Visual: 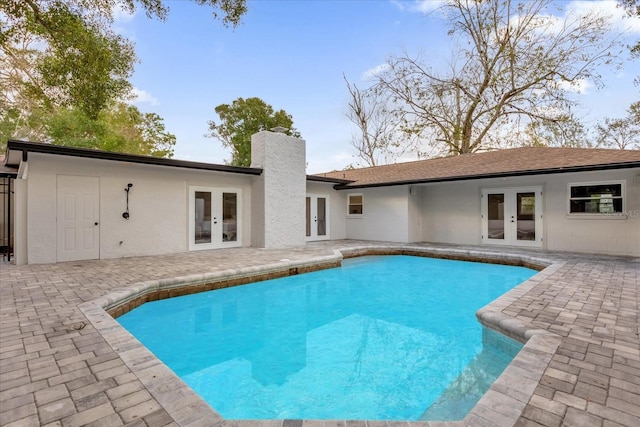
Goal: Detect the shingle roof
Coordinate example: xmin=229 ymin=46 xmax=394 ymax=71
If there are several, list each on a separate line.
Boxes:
xmin=314 ymin=147 xmax=640 ymax=189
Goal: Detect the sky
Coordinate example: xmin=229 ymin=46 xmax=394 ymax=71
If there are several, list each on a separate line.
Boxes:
xmin=115 ymin=0 xmax=640 ymax=174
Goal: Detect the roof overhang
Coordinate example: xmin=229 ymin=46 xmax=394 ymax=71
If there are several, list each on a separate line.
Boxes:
xmin=332 ymin=161 xmax=640 ymax=190
xmin=4 ymin=140 xmax=263 ymax=176
xmin=306 ymin=175 xmax=353 ymax=185
xmin=0 ymin=164 xmax=18 ymax=178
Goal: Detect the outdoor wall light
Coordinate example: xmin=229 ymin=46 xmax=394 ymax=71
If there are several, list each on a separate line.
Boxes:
xmin=122 ymin=183 xmax=133 ymax=219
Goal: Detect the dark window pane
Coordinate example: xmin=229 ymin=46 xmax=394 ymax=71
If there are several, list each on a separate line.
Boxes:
xmin=349 ymin=205 xmax=363 ymax=215
xmin=571 ymin=184 xmax=622 ymax=198
xmin=570 ymin=198 xmax=623 ymax=213
xmin=349 ymin=195 xmax=363 ymax=204
xmin=195 ymin=192 xmax=211 ymax=244
xmin=222 ymin=192 xmax=237 ymax=242
xmin=487 ymin=194 xmax=504 ymax=239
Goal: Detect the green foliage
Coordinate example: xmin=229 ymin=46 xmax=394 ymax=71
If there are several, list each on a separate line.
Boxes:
xmin=46 ymin=103 xmax=176 ymax=157
xmin=1 ymin=1 xmax=136 ymax=119
xmin=207 ymin=97 xmax=301 ymax=167
xmin=1 ymin=0 xmax=246 ymax=153
xmin=35 ymin=7 xmax=135 ymax=119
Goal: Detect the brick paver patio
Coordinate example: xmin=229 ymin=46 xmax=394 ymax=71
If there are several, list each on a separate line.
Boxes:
xmin=0 ymin=241 xmax=638 ymax=427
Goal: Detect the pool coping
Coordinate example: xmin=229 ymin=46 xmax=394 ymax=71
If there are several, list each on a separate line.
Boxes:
xmin=78 ymin=245 xmax=565 ymax=427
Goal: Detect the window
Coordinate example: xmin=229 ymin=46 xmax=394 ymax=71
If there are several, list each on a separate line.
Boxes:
xmin=568 ymin=181 xmax=624 ymax=215
xmin=348 ymin=194 xmax=363 ymax=215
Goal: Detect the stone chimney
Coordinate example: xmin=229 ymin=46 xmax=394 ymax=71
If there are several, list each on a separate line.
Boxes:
xmin=250 ymin=129 xmax=306 ymax=248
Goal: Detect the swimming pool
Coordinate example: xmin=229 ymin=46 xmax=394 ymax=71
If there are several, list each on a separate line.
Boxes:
xmin=117 ymin=255 xmax=535 ymax=420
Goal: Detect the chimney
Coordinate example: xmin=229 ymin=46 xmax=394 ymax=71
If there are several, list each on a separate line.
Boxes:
xmin=250 ymin=130 xmax=306 ymax=248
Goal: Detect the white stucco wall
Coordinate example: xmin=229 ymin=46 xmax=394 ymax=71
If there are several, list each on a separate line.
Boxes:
xmin=407 ymin=186 xmax=423 ymax=242
xmin=345 ymin=186 xmax=411 ymax=243
xmin=543 ymin=169 xmax=639 ymax=256
xmin=420 ymin=168 xmax=640 ymax=256
xmin=24 ymin=153 xmax=253 ymax=264
xmin=420 ymin=181 xmax=484 ymax=246
xmin=251 ymin=131 xmax=306 ymax=248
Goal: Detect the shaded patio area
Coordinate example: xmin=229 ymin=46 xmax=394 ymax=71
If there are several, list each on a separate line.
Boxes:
xmin=1 ymin=241 xmax=638 ymax=427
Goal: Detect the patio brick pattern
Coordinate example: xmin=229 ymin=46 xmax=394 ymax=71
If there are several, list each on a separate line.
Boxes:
xmin=0 ymin=241 xmax=638 ymax=427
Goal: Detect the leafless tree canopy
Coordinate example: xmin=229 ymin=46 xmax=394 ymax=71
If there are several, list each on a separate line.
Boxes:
xmin=364 ymin=0 xmax=622 ymax=157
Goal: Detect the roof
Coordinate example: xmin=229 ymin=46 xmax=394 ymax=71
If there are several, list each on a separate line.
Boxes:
xmin=314 ymin=147 xmax=640 ymax=189
xmin=4 ymin=140 xmax=264 ymax=176
xmin=3 ymin=140 xmax=355 ymax=184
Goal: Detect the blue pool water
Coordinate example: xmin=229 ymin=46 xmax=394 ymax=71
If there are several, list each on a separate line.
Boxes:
xmin=118 ymin=255 xmax=535 ymax=420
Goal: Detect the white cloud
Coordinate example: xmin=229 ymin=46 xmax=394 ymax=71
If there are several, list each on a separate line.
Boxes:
xmin=130 ymin=87 xmax=159 ymax=105
xmin=558 ymin=78 xmax=593 ymax=94
xmin=412 ymin=0 xmax=446 ymax=14
xmin=507 ymin=1 xmax=640 ymax=41
xmin=113 ymin=4 xmax=136 ymax=24
xmin=362 ymin=63 xmax=391 ymax=80
xmin=390 ymin=0 xmax=407 ymax=12
xmin=568 ymin=1 xmax=640 ymax=34
xmin=391 ymin=0 xmax=445 ymax=15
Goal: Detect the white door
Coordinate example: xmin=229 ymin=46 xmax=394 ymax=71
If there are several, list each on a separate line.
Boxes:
xmin=189 ymin=187 xmax=242 ymax=250
xmin=482 ymin=187 xmax=542 ymax=247
xmin=306 ymin=194 xmax=329 ymax=241
xmin=57 ymin=175 xmax=100 ymax=262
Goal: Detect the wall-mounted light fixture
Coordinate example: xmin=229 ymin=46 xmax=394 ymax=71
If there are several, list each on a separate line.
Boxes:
xmin=122 ymin=183 xmax=133 ymax=219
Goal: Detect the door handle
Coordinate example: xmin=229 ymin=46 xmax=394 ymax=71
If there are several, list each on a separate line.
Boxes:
xmin=94 ymin=222 xmax=99 ymax=226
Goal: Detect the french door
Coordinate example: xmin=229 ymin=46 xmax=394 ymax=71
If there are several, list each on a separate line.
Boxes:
xmin=189 ymin=187 xmax=241 ymax=250
xmin=306 ymin=194 xmax=329 ymax=241
xmin=481 ymin=187 xmax=542 ymax=247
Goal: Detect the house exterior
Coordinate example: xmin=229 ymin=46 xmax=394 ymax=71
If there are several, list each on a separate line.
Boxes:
xmin=2 ymin=130 xmax=639 ymax=264
xmin=320 ymin=147 xmax=640 ymax=256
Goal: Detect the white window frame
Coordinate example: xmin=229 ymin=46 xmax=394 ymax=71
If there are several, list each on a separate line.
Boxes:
xmin=347 ymin=193 xmax=364 ymax=217
xmin=567 ymin=180 xmax=626 ymax=219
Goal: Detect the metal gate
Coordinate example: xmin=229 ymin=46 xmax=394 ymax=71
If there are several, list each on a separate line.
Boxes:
xmin=0 ymin=176 xmax=13 ymax=262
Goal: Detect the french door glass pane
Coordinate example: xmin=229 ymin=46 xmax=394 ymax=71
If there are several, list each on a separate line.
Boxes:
xmin=317 ymin=198 xmax=326 ymax=236
xmin=195 ymin=191 xmax=211 ymax=244
xmin=222 ymin=192 xmax=237 ymax=242
xmin=487 ymin=194 xmax=504 ymax=240
xmin=517 ymin=192 xmax=535 ymax=241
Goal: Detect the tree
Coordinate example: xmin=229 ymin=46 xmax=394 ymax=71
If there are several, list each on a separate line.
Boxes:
xmin=46 ymin=102 xmax=177 ymax=157
xmin=620 ymin=0 xmax=639 ymax=56
xmin=522 ymin=114 xmax=591 ymax=148
xmin=596 ymin=102 xmax=640 ymax=149
xmin=345 ymin=76 xmax=415 ymax=167
xmin=368 ymin=0 xmax=622 ymax=156
xmin=207 ymin=97 xmax=301 ymax=167
xmin=1 ymin=0 xmax=247 ymax=151
xmin=620 ymin=0 xmax=640 ymax=87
